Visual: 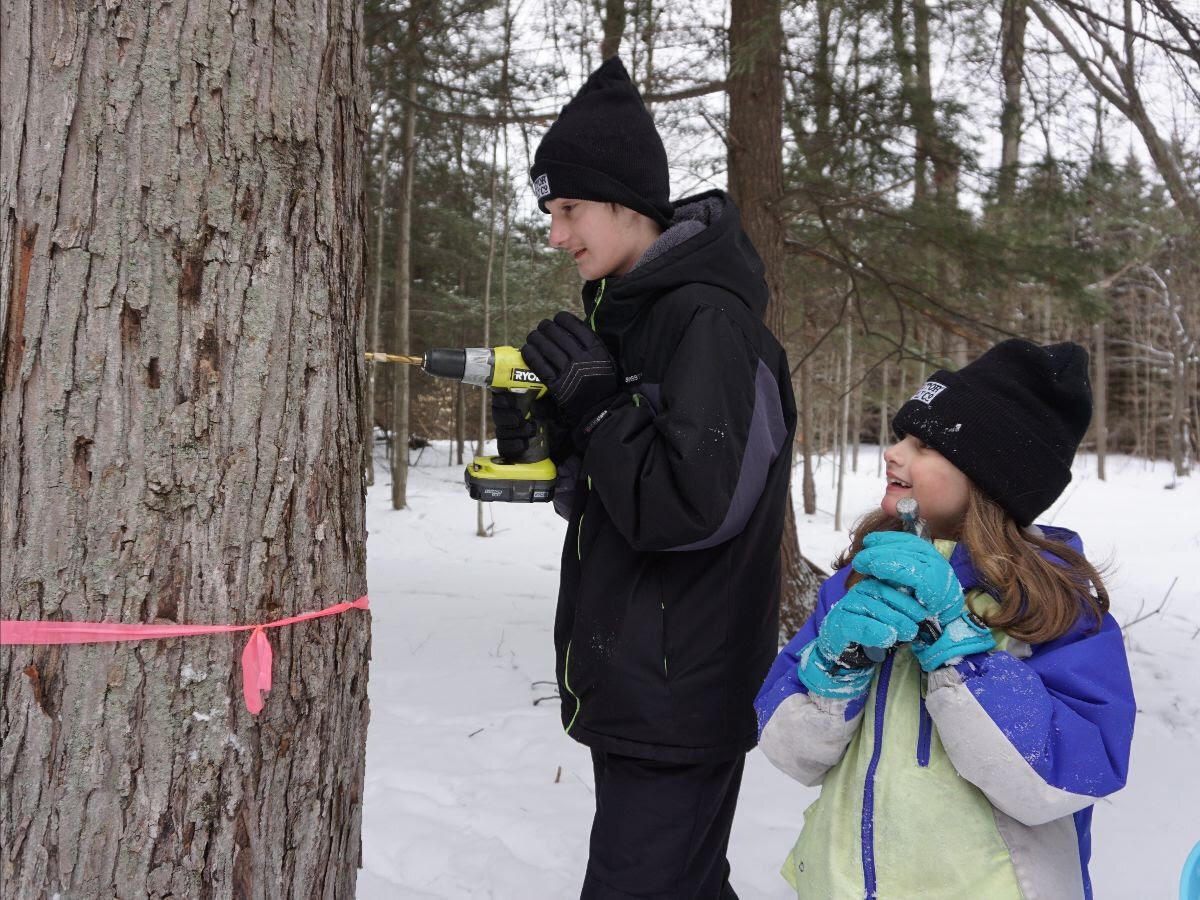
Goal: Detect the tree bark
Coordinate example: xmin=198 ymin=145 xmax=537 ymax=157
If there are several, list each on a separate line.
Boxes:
xmin=476 ymin=128 xmax=502 ymax=539
xmin=834 ymin=326 xmax=852 ymax=532
xmin=1 ymin=3 xmax=370 ymax=897
xmin=390 ymin=76 xmax=417 ymax=510
xmin=1093 ymin=321 xmax=1108 ymax=480
xmin=728 ymin=0 xmax=820 ymax=628
xmin=365 ymin=125 xmax=389 ymax=487
xmin=800 ymin=355 xmax=817 ymax=515
xmin=997 ymin=0 xmax=1028 ymax=204
xmin=600 ymin=0 xmax=627 ymax=61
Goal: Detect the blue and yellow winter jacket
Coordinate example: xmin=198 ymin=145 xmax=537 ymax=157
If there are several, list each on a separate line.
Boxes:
xmin=754 ymin=528 xmax=1135 ymax=899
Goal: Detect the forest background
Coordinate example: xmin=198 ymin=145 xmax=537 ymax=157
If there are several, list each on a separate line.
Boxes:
xmin=365 ymin=0 xmax=1199 ymax=629
xmin=1 ymin=0 xmax=1197 ymax=896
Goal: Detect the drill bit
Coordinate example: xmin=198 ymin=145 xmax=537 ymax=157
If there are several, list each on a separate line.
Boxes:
xmin=364 ymin=352 xmax=424 ymax=365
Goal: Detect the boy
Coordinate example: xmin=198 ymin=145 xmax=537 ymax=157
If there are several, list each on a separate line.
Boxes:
xmin=496 ymin=57 xmax=797 ymax=899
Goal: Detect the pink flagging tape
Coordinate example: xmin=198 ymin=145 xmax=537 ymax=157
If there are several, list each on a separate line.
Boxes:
xmin=0 ymin=596 xmax=369 ymax=714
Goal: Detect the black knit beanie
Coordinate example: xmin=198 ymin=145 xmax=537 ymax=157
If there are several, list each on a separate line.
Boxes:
xmin=529 ymin=57 xmax=672 ymax=228
xmin=891 ymin=339 xmax=1093 ymax=526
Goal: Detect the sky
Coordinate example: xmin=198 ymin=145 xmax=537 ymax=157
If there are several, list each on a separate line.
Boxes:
xmin=487 ymin=1 xmax=1194 ymax=222
xmin=355 ymin=441 xmax=1200 ymax=899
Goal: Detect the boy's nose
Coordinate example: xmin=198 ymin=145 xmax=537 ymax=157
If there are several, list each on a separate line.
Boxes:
xmin=548 ymin=218 xmax=569 ymax=248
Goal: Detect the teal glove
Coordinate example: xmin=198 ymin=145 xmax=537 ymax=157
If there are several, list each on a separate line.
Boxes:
xmin=798 ymin=579 xmax=927 ymax=697
xmin=851 ymin=532 xmax=996 ymax=671
xmin=909 ymin=612 xmax=996 ymax=672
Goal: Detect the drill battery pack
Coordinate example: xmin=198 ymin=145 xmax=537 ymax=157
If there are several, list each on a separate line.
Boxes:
xmin=465 ymin=456 xmax=556 ymax=503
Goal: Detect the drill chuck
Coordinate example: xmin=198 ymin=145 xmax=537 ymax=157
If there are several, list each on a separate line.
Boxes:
xmin=422 ymin=347 xmax=497 ymax=387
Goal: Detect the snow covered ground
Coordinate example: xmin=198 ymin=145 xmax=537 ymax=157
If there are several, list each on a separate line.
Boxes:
xmin=356 ymin=442 xmax=1200 ymax=899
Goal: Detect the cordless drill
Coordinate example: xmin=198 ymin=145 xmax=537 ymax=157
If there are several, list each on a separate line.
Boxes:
xmin=388 ymin=346 xmax=556 ymax=502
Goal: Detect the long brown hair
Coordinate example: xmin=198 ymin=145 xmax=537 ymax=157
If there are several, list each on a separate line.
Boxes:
xmin=835 ymin=484 xmax=1108 ymax=644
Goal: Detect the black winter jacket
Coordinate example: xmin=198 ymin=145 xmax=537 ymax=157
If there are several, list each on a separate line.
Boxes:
xmin=552 ymin=191 xmax=797 ymax=763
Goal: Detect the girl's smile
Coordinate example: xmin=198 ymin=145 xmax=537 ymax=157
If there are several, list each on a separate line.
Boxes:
xmin=881 ymin=435 xmax=971 ymax=539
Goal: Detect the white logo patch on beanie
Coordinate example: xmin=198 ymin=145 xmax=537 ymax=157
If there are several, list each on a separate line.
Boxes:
xmin=533 ymin=173 xmax=551 ymax=198
xmin=911 ymin=380 xmax=947 ymax=405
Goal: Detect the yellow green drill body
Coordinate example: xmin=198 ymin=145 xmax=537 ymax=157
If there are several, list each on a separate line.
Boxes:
xmin=410 ymin=346 xmax=556 ymax=502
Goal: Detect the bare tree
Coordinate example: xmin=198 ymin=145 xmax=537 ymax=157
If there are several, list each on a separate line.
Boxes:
xmin=1 ymin=2 xmax=370 ymax=896
xmin=1029 ymin=0 xmax=1200 ymax=228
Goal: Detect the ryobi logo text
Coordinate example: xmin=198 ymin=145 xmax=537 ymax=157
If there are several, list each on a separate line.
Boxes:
xmin=511 ymin=368 xmax=542 ymax=384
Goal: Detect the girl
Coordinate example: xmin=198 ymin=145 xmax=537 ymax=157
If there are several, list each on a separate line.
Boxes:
xmin=755 ymin=339 xmax=1136 ymax=899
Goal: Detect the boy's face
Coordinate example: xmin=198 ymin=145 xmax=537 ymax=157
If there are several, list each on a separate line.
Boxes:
xmin=546 ymin=198 xmax=654 ymax=281
xmin=881 ymin=435 xmax=971 ymax=539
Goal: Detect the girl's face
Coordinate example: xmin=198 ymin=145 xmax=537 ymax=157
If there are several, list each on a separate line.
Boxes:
xmin=882 ymin=435 xmax=971 ymax=539
xmin=546 ymin=198 xmax=656 ymax=281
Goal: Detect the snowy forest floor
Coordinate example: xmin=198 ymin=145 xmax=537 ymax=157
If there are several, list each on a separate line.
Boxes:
xmin=356 ymin=442 xmax=1199 ymax=899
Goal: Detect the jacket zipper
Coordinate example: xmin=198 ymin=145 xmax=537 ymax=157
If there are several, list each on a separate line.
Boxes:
xmin=917 ymin=679 xmax=933 ymax=767
xmin=861 ymin=654 xmax=893 ymax=899
xmin=588 ymin=278 xmax=607 ymax=330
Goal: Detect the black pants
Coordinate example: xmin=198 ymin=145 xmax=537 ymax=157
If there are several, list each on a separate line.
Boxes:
xmin=580 ymin=749 xmax=744 ymax=900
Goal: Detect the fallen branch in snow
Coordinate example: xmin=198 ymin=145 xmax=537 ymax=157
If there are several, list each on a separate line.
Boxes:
xmin=1122 ymin=577 xmax=1178 ymax=632
xmin=531 ymin=679 xmax=559 ymax=706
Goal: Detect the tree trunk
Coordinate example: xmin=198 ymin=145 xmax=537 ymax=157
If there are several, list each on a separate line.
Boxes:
xmin=890 ymin=0 xmax=926 ymax=200
xmin=1 ymin=3 xmax=370 ymax=897
xmin=476 ymin=128 xmax=502 ymax=539
xmin=365 ymin=125 xmax=390 ymax=487
xmin=390 ymin=76 xmax=417 ymax=510
xmin=728 ymin=0 xmax=820 ymax=627
xmin=800 ymin=355 xmax=817 ymax=515
xmin=997 ymin=0 xmax=1028 ymax=204
xmin=600 ymin=0 xmax=627 ymax=61
xmin=851 ymin=342 xmax=863 ymax=473
xmin=877 ymin=359 xmax=890 ymax=476
xmin=834 ymin=327 xmax=852 ymax=532
xmin=1094 ymin=321 xmax=1107 ymax=481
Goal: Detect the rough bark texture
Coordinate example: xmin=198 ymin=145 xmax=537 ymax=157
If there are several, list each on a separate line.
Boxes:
xmin=1 ymin=2 xmax=371 ymax=897
xmin=728 ymin=0 xmax=820 ymax=630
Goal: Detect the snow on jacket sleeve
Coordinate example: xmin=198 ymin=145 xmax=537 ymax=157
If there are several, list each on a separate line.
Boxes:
xmin=583 ymin=304 xmax=789 ymax=552
xmin=754 ymin=568 xmax=869 ymax=785
xmin=925 ymin=612 xmax=1135 ymax=827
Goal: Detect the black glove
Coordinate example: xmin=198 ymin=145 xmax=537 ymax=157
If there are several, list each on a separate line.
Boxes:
xmin=521 ymin=312 xmax=620 ymax=441
xmin=531 ymin=394 xmax=577 ymax=464
xmin=491 ymin=392 xmax=538 ymax=460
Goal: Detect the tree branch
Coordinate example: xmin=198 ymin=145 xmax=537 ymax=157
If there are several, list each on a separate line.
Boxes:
xmin=1051 ymin=0 xmax=1196 ymax=55
xmin=1029 ymin=1 xmax=1133 ymax=116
